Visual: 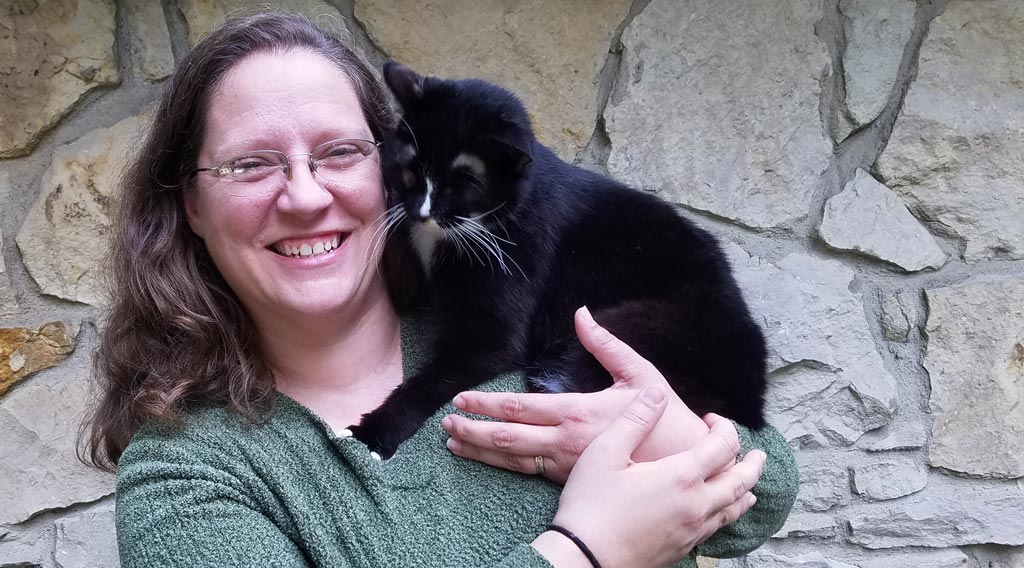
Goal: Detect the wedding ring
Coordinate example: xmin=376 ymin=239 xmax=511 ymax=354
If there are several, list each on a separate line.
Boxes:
xmin=534 ymin=455 xmax=547 ymax=475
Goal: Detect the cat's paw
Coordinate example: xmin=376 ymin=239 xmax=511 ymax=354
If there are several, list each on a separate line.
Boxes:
xmin=349 ymin=415 xmax=400 ymax=460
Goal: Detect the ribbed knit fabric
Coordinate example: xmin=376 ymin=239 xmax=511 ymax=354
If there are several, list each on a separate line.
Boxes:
xmin=116 ymin=315 xmax=797 ymax=567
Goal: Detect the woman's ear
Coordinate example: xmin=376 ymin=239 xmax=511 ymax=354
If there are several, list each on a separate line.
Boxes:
xmin=182 ymin=186 xmax=206 ymax=239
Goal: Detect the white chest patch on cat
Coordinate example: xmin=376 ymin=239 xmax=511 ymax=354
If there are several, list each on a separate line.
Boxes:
xmin=411 ymin=218 xmax=442 ymax=272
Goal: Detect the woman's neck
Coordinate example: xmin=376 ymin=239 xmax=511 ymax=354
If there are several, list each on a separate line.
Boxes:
xmin=255 ymin=288 xmax=404 ymax=430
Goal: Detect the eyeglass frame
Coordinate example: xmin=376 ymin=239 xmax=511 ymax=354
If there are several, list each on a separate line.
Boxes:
xmin=189 ymin=137 xmax=382 ymax=183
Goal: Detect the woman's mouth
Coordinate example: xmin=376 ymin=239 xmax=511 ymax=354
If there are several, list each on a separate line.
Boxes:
xmin=270 ymin=233 xmax=346 ymax=258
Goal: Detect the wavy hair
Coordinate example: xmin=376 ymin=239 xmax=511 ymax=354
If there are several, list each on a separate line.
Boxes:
xmin=81 ymin=12 xmax=414 ymax=471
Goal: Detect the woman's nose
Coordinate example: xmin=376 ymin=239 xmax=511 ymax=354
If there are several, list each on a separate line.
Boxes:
xmin=275 ymin=156 xmax=333 ymax=217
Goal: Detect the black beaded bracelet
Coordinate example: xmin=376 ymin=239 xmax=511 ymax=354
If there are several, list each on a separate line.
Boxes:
xmin=546 ymin=524 xmax=603 ymax=568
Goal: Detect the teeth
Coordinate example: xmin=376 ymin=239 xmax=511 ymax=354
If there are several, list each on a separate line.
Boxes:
xmin=274 ymin=236 xmax=344 ymax=258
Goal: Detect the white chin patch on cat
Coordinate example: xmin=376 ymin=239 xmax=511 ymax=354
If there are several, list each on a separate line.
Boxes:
xmin=452 ymin=153 xmax=487 ymax=177
xmin=411 ymin=220 xmax=441 ymax=272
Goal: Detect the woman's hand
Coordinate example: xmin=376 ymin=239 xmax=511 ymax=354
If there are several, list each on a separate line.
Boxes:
xmin=442 ymin=306 xmax=711 ymax=483
xmin=531 ymin=387 xmax=766 ymax=568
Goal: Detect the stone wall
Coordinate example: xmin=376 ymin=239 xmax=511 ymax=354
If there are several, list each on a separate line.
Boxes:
xmin=1 ymin=0 xmax=1022 ymax=567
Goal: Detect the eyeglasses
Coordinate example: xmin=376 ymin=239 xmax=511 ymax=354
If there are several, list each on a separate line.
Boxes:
xmin=191 ymin=138 xmax=381 ymax=187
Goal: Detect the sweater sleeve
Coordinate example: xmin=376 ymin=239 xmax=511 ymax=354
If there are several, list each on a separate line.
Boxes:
xmin=116 ymin=429 xmax=319 ymax=568
xmin=693 ymin=424 xmax=798 ymax=559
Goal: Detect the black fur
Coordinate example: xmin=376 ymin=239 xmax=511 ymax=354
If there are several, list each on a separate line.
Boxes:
xmin=350 ymin=62 xmax=767 ymax=458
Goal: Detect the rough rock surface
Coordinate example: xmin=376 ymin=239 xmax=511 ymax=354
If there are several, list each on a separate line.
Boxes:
xmin=876 ymin=0 xmax=1024 ymax=262
xmin=841 ymin=0 xmax=916 ymax=125
xmin=878 ymin=289 xmax=919 ymax=342
xmin=0 ymin=351 xmax=114 ymax=526
xmin=53 ymin=506 xmax=119 ymax=568
xmin=848 ymin=487 xmax=1024 ymax=548
xmin=0 ymin=232 xmax=17 ymax=317
xmin=726 ymin=244 xmax=897 ymax=447
xmin=0 ymin=0 xmax=119 ymax=158
xmin=16 ymin=114 xmax=150 ymax=306
xmin=795 ymin=461 xmax=848 ymax=512
xmin=123 ymin=0 xmax=175 ymax=81
xmin=772 ymin=512 xmax=841 ymax=539
xmin=181 ymin=0 xmax=345 ymax=46
xmin=0 ymin=322 xmax=74 ymax=397
xmin=819 ymin=169 xmax=947 ymax=272
xmin=850 ymin=459 xmax=928 ymax=500
xmin=356 ymin=0 xmax=631 ymax=160
xmin=856 ymin=549 xmax=971 ymax=568
xmin=740 ymin=551 xmax=859 ymax=568
xmin=925 ymin=280 xmax=1024 ymax=479
xmin=860 ymin=419 xmax=927 ymax=452
xmin=605 ymin=0 xmax=831 ymax=229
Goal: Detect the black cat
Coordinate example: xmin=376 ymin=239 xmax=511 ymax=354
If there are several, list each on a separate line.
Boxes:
xmin=350 ymin=62 xmax=767 ymax=458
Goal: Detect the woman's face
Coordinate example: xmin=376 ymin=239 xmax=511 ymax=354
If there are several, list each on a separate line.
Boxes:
xmin=185 ymin=50 xmax=388 ymax=328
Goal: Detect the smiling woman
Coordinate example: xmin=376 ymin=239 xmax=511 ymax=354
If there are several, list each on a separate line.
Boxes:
xmin=82 ymin=11 xmax=795 ymax=568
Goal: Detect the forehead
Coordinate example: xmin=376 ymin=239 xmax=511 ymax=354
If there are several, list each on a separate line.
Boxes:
xmin=203 ymin=50 xmax=370 ymax=153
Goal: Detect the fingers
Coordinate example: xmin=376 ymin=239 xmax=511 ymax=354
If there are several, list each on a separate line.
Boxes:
xmin=585 ymin=387 xmax=667 ymax=467
xmin=701 ymin=449 xmax=766 ymax=518
xmin=660 ymin=413 xmax=741 ymax=485
xmin=574 ymin=306 xmax=663 ymax=388
xmin=442 ymin=414 xmax=562 ymax=457
xmin=453 ymin=391 xmax=569 ymax=426
xmin=445 ymin=437 xmax=569 ymax=483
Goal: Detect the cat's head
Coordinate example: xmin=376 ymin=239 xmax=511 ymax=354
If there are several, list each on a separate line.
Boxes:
xmin=379 ymin=62 xmax=535 ymax=231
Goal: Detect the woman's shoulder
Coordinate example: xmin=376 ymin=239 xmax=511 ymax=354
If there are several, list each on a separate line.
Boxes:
xmin=117 ymin=395 xmax=317 ymax=474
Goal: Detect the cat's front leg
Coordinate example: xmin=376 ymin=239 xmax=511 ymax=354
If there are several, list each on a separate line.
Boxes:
xmin=349 ymin=369 xmax=463 ymax=459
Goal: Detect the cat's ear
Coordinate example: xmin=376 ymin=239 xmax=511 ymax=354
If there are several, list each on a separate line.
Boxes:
xmin=485 ymin=134 xmax=533 ymax=175
xmin=383 ymin=62 xmax=426 ymax=106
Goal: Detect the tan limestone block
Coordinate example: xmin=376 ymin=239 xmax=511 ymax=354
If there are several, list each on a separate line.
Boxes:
xmin=16 ymin=113 xmax=150 ymax=306
xmin=0 ymin=322 xmax=74 ymax=397
xmin=356 ymin=0 xmax=632 ymax=160
xmin=181 ymin=0 xmax=346 ymax=46
xmin=0 ymin=0 xmax=119 ymax=158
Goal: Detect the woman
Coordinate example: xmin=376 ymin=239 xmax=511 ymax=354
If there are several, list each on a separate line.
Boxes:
xmin=85 ymin=12 xmax=796 ymax=567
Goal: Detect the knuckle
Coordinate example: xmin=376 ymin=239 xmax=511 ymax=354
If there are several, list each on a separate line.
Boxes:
xmin=491 ymin=428 xmax=515 ymax=449
xmin=504 ymin=453 xmax=527 ymax=473
xmin=556 ymin=435 xmax=587 ymax=458
xmin=621 ymin=408 xmax=651 ymax=430
xmin=500 ymin=397 xmax=526 ymax=419
xmin=732 ymin=478 xmax=747 ymax=501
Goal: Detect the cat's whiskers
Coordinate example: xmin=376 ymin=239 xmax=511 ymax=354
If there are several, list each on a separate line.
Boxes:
xmin=454 ymin=217 xmax=527 ymax=278
xmin=400 ymin=116 xmax=419 ymax=153
xmin=366 ymin=204 xmax=407 ymax=277
xmin=443 ymin=224 xmax=488 ymax=268
xmin=457 ymin=222 xmax=507 ymax=274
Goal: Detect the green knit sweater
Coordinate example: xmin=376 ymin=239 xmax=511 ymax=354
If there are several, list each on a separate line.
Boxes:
xmin=116 ymin=317 xmax=798 ymax=567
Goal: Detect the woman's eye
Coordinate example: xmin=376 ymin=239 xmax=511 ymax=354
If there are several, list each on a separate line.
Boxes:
xmin=326 ymin=145 xmax=358 ymax=156
xmin=225 ymin=156 xmax=275 ymax=173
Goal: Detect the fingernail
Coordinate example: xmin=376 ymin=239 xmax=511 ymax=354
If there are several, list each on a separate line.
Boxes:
xmin=641 ymin=386 xmax=665 ymax=405
xmin=441 ymin=416 xmax=453 ymax=431
xmin=580 ymin=306 xmax=596 ymax=324
xmin=453 ymin=394 xmax=466 ymax=409
xmin=747 ymin=494 xmax=757 ymax=507
xmin=446 ymin=438 xmax=462 ymax=453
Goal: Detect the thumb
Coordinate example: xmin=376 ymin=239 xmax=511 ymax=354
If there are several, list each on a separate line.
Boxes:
xmin=574 ymin=306 xmax=661 ymax=388
xmin=585 ymin=386 xmax=668 ymax=467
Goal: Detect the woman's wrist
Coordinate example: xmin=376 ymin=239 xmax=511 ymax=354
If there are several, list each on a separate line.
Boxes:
xmin=531 ymin=530 xmax=593 ymax=568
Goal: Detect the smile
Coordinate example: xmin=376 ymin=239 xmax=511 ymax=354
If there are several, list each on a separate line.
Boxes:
xmin=271 ymin=233 xmax=346 ymax=258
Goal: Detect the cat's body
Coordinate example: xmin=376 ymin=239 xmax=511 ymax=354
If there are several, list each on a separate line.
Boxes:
xmin=350 ymin=63 xmax=767 ymax=458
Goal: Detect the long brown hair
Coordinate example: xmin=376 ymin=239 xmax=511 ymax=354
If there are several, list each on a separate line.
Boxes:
xmin=81 ymin=12 xmax=408 ymax=471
